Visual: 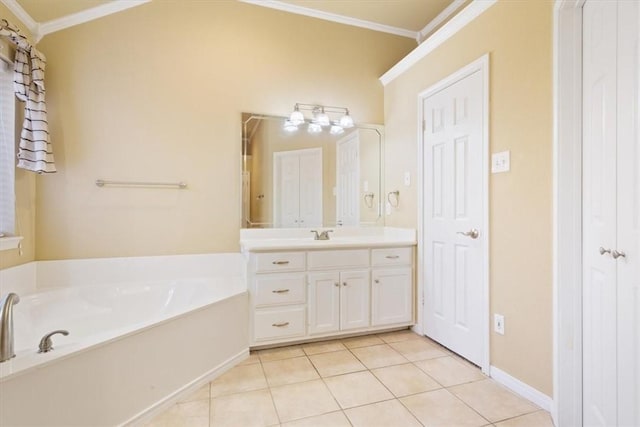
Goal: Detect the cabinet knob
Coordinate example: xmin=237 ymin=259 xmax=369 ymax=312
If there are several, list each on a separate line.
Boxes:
xmin=374 ymin=279 xmax=380 ymax=284
xmin=343 ymin=282 xmax=347 ymax=287
xmin=334 ymin=282 xmax=340 ymax=287
xmin=612 ymin=250 xmax=626 ymax=259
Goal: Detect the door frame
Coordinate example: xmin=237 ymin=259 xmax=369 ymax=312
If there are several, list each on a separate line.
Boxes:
xmin=553 ymin=1 xmax=585 ymax=426
xmin=416 ymin=54 xmax=490 ymax=375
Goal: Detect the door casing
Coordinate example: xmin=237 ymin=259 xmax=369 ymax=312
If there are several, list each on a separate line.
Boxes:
xmin=416 ymin=54 xmax=490 ymax=375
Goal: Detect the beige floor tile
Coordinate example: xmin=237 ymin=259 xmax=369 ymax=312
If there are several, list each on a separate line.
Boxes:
xmin=178 ymin=384 xmax=210 ymax=403
xmin=377 ymin=329 xmax=422 ymax=343
xmin=210 ymin=363 xmax=268 ymax=398
xmin=281 ymin=411 xmax=351 ymax=427
xmin=345 ymin=399 xmax=422 ymax=427
xmin=302 ymin=340 xmax=347 ymax=355
xmin=323 ymin=370 xmax=394 ymax=409
xmin=350 ymin=343 xmax=408 ymax=369
xmin=389 ymin=338 xmax=449 ymax=362
xmin=401 ymin=388 xmax=489 ymax=427
xmin=371 ymin=363 xmax=441 ymax=397
xmin=210 ymin=388 xmax=279 ymax=427
xmin=309 ymin=349 xmax=366 ymax=377
xmin=449 ymin=379 xmax=539 ymax=423
xmin=414 ymin=356 xmax=485 ymax=386
xmin=263 ymin=356 xmax=319 ymax=386
xmin=495 ymin=410 xmax=554 ymax=427
xmin=146 ymin=399 xmax=209 ymax=427
xmin=341 ymin=334 xmax=385 ymax=348
xmin=259 ymin=345 xmax=306 ymax=362
xmin=270 ymin=379 xmax=340 ymax=422
xmin=238 ymin=351 xmax=261 ymax=366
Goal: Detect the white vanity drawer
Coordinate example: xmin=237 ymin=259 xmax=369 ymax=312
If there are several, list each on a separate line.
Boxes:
xmin=254 ymin=252 xmax=306 ymax=273
xmin=307 ymin=249 xmax=369 ymax=270
xmin=254 ymin=306 xmax=306 ymax=341
xmin=371 ymin=247 xmax=412 ymax=266
xmin=254 ymin=274 xmax=306 ymax=307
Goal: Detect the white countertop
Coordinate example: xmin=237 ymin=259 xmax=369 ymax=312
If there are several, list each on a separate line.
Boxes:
xmin=240 ymin=227 xmax=416 ymax=252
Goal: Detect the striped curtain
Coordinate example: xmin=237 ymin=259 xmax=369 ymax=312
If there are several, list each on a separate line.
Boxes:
xmin=0 ymin=25 xmax=55 ymax=173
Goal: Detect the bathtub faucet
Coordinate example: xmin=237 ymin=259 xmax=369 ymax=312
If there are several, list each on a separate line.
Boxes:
xmin=0 ymin=292 xmax=20 ymax=363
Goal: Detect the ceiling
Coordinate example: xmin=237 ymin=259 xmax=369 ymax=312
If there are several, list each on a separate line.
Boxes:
xmin=11 ymin=0 xmax=463 ymax=41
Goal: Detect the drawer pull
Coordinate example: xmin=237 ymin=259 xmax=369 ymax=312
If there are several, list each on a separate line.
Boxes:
xmin=272 ymin=260 xmax=290 ymax=265
xmin=385 ymin=255 xmax=400 ymax=259
xmin=272 ymin=322 xmax=290 ymax=327
xmin=272 ymin=289 xmax=290 ymax=294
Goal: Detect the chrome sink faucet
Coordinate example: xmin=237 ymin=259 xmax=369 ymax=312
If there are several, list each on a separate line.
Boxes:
xmin=311 ymin=230 xmax=334 ymax=240
xmin=0 ymin=293 xmax=20 ymax=363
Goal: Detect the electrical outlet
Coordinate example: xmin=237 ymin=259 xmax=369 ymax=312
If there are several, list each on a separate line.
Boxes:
xmin=494 ymin=314 xmax=505 ymax=335
xmin=491 ymin=151 xmax=510 ymax=173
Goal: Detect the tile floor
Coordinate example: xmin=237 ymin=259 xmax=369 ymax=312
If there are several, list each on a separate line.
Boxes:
xmin=146 ymin=330 xmax=554 ymax=427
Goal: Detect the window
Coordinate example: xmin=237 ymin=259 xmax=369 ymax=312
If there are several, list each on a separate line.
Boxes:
xmin=0 ymin=47 xmax=17 ymax=248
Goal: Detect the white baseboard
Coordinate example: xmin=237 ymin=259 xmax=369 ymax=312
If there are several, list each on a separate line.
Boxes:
xmin=490 ymin=365 xmax=553 ymax=412
xmin=123 ymin=348 xmax=250 ymax=426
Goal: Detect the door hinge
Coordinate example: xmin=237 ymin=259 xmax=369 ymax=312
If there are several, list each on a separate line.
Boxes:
xmin=422 ymin=119 xmax=426 ymax=132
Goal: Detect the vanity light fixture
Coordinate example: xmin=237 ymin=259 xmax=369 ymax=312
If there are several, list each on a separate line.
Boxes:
xmin=285 ymin=103 xmax=354 ymax=134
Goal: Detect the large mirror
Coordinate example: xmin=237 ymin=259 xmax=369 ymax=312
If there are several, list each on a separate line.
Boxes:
xmin=242 ymin=113 xmax=383 ymax=228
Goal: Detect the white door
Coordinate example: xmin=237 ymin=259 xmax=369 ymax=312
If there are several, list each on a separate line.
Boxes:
xmin=422 ymin=67 xmax=486 ymax=366
xmin=583 ymin=2 xmax=639 ymax=426
xmin=339 ymin=270 xmax=370 ymax=331
xmin=336 ymin=134 xmax=360 ymax=227
xmin=615 ymin=3 xmax=639 ymax=425
xmin=371 ymin=268 xmax=413 ymax=326
xmin=582 ymin=2 xmax=618 ymax=424
xmin=308 ymin=272 xmax=340 ymax=335
xmin=274 ymin=148 xmax=322 ymax=227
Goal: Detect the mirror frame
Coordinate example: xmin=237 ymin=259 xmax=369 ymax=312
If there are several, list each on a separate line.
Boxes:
xmin=241 ymin=113 xmax=384 ymax=228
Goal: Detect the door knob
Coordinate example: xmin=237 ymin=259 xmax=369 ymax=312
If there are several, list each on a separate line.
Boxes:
xmin=612 ymin=250 xmax=626 ymax=259
xmin=599 ymin=247 xmax=612 ymax=256
xmin=457 ymin=229 xmax=479 ymax=239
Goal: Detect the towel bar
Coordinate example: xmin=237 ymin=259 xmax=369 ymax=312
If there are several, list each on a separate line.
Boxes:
xmin=95 ymin=179 xmax=187 ymax=189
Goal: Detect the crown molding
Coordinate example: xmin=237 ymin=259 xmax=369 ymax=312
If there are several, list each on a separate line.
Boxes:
xmin=0 ymin=0 xmax=40 ymax=39
xmin=380 ymin=0 xmax=497 ymax=86
xmin=239 ymin=0 xmax=418 ymax=39
xmin=418 ymin=0 xmax=467 ymax=42
xmin=38 ymin=0 xmax=151 ymax=39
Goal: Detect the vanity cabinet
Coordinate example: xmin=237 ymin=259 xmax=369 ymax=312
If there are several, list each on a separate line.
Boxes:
xmin=308 ymin=270 xmax=370 ymax=334
xmin=246 ymin=245 xmax=414 ymax=346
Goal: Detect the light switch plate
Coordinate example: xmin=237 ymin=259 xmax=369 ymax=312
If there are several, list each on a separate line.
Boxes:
xmin=491 ymin=151 xmax=510 ymax=173
xmin=494 ymin=313 xmax=505 ymax=335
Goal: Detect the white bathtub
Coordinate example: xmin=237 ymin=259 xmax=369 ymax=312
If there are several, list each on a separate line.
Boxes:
xmin=0 ymin=253 xmax=249 ymax=426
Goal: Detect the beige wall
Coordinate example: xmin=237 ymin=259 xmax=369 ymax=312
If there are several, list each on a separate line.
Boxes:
xmin=32 ymin=1 xmax=414 ymax=260
xmin=0 ymin=4 xmax=37 ymax=269
xmin=384 ymin=0 xmax=553 ymax=395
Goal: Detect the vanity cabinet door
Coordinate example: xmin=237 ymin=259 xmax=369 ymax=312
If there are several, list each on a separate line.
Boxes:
xmin=340 ymin=270 xmax=371 ymax=331
xmin=371 ymin=268 xmax=413 ymax=326
xmin=308 ymin=272 xmax=340 ymax=335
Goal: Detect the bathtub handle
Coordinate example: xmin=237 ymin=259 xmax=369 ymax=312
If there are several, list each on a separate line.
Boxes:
xmin=272 ymin=289 xmax=290 ymax=293
xmin=272 ymin=322 xmax=290 ymax=328
xmin=272 ymin=261 xmax=290 ymax=265
xmin=38 ymin=330 xmax=69 ymax=353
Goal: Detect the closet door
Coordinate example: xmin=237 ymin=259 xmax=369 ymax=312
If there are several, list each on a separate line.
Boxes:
xmin=615 ymin=2 xmax=639 ymax=425
xmin=583 ymin=2 xmax=640 ymax=426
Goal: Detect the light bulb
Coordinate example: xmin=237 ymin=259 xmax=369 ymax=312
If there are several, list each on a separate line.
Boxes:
xmin=289 ymin=105 xmax=305 ymax=126
xmin=316 ymin=108 xmax=331 ymax=127
xmin=339 ymin=110 xmax=354 ymax=128
xmin=330 ymin=125 xmax=344 ymax=135
xmin=308 ymin=122 xmax=322 ymax=134
xmin=284 ymin=120 xmax=298 ymax=132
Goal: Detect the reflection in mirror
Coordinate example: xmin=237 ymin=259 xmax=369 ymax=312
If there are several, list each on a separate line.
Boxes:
xmin=242 ymin=113 xmax=383 ymax=228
